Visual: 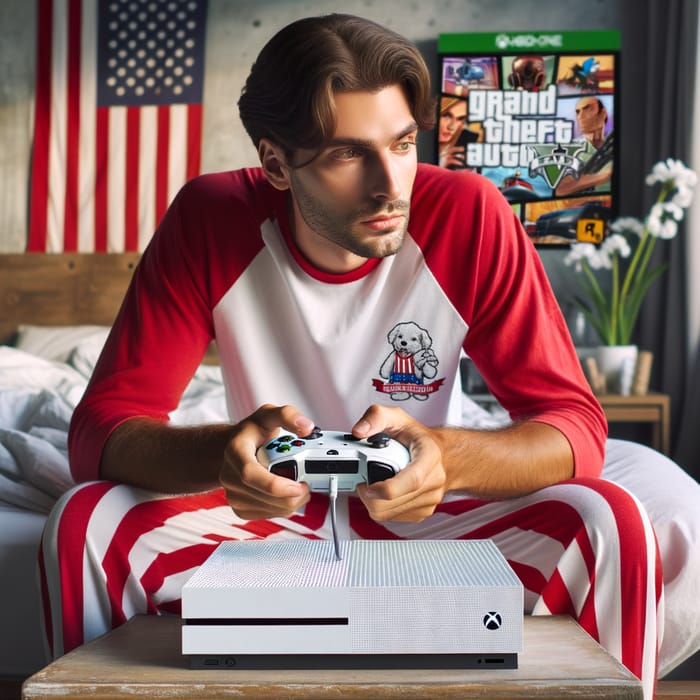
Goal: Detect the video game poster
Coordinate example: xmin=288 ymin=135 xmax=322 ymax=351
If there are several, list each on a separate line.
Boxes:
xmin=436 ymin=30 xmax=620 ymax=246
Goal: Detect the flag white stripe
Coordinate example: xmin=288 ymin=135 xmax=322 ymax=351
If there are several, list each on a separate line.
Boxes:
xmin=107 ymin=107 xmax=127 ymax=252
xmin=47 ymin=0 xmax=68 ymax=252
xmin=138 ymin=106 xmax=158 ymax=251
xmin=169 ymin=104 xmax=188 ymax=203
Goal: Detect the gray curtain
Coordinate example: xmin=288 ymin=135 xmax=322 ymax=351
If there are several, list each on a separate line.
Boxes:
xmin=619 ymin=0 xmax=699 ymax=478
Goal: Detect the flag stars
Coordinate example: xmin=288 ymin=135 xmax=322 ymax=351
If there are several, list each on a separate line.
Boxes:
xmin=99 ymin=0 xmax=204 ymax=106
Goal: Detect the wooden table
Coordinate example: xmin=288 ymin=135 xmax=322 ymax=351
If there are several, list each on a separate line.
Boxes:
xmin=22 ymin=614 xmax=643 ymax=699
xmin=598 ymin=393 xmax=671 ymax=455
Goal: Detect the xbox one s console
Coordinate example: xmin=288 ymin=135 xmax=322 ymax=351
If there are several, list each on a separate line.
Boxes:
xmin=182 ymin=539 xmax=523 ymax=669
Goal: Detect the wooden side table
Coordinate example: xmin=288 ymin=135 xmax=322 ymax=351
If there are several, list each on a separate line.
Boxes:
xmin=598 ymin=393 xmax=671 ymax=455
xmin=21 ymin=614 xmax=643 ymax=699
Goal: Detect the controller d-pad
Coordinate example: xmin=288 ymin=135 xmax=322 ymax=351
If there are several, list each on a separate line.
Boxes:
xmin=367 ymin=461 xmax=395 ymax=483
xmin=270 ymin=460 xmax=298 ymax=481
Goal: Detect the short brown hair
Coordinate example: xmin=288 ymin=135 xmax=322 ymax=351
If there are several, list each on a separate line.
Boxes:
xmin=238 ymin=14 xmax=435 ymax=160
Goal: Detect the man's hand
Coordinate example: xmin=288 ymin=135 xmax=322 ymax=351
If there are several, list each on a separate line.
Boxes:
xmin=351 ymin=405 xmax=575 ymax=524
xmin=352 ymin=405 xmax=447 ymax=523
xmin=219 ymin=404 xmax=315 ymax=520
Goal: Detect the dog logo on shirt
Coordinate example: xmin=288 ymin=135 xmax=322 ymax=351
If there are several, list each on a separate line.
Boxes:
xmin=372 ymin=321 xmax=444 ymax=401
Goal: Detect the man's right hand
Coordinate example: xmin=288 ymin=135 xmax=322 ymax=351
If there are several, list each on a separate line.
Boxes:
xmin=219 ymin=404 xmax=314 ymax=520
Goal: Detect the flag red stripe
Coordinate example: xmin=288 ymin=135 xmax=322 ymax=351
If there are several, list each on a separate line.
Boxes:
xmin=124 ymin=107 xmax=140 ymax=251
xmin=186 ymin=103 xmax=203 ymax=180
xmin=63 ymin=0 xmax=82 ymax=251
xmin=94 ymin=107 xmax=109 ymax=251
xmin=155 ymin=106 xmax=170 ymax=225
xmin=28 ymin=0 xmax=53 ymax=252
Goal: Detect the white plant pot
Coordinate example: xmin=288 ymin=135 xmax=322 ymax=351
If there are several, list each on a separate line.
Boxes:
xmin=595 ymin=345 xmax=638 ymax=395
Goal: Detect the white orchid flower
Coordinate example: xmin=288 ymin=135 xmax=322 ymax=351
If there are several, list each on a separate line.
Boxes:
xmin=645 ymin=158 xmax=697 ymax=189
xmin=564 ymin=243 xmax=598 ymax=271
xmin=601 ymin=233 xmax=632 ymax=258
xmin=672 ymin=185 xmax=694 ymax=209
xmin=609 ymin=217 xmax=645 ymax=238
xmin=646 ymin=202 xmax=684 ymax=239
xmin=563 ymin=158 xmax=695 ymax=346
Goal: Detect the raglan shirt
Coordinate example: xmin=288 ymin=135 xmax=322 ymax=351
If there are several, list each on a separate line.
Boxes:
xmin=68 ymin=163 xmax=607 ymax=483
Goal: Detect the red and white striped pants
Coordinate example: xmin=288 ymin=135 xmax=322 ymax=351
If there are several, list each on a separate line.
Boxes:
xmin=40 ymin=476 xmax=661 ymax=700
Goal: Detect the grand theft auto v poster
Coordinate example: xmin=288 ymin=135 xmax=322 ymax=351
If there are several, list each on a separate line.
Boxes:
xmin=436 ymin=30 xmax=620 ymax=246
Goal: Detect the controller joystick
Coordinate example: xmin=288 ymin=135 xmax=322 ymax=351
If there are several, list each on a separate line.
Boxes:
xmin=300 ymin=426 xmax=323 ymax=440
xmin=257 ymin=429 xmax=410 ymax=492
xmin=366 ymin=432 xmax=390 ymax=448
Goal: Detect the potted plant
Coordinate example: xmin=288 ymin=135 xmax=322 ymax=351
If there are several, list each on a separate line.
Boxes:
xmin=564 ymin=158 xmax=696 ymax=393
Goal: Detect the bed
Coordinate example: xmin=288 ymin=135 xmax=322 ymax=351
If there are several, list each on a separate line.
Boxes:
xmin=0 ymin=253 xmax=232 ymax=683
xmin=0 ymin=255 xmax=129 ymax=683
xmin=1 ymin=253 xmax=699 ymax=687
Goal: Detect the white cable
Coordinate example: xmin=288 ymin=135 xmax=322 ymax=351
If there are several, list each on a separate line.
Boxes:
xmin=329 ymin=474 xmax=341 ymax=560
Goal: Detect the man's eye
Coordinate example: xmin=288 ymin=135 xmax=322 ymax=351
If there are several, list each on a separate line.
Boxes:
xmin=395 ymin=140 xmax=416 ymax=152
xmin=333 ymin=148 xmax=363 ymax=160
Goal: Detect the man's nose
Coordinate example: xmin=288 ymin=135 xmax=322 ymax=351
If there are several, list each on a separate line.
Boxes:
xmin=370 ymin=152 xmax=402 ymax=201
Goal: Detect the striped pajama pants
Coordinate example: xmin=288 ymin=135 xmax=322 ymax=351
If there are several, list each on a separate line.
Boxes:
xmin=39 ymin=475 xmax=661 ymax=700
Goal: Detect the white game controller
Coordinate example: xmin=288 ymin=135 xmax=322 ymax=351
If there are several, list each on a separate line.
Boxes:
xmin=257 ymin=428 xmax=410 ymax=491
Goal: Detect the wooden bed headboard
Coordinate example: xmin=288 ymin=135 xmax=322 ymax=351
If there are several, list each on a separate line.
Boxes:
xmin=0 ymin=253 xmax=140 ymax=344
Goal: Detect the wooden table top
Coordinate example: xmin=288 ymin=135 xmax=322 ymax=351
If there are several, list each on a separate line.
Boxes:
xmin=22 ymin=614 xmax=643 ymax=699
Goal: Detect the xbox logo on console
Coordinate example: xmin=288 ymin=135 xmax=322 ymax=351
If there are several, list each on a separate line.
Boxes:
xmin=483 ymin=611 xmax=503 ymax=630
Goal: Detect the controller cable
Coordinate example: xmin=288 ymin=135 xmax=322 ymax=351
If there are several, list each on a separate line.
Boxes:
xmin=329 ymin=474 xmax=341 ymax=560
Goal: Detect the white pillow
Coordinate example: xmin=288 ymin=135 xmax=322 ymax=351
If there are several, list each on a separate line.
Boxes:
xmin=15 ymin=325 xmax=110 ymax=363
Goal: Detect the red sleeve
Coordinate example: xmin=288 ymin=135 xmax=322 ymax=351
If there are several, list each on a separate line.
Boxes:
xmin=412 ymin=166 xmax=607 ymax=478
xmin=68 ymin=171 xmax=268 ymax=482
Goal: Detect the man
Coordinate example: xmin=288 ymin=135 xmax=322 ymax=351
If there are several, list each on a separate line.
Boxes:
xmin=41 ymin=15 xmax=660 ymax=698
xmin=555 ymin=95 xmax=613 ymax=196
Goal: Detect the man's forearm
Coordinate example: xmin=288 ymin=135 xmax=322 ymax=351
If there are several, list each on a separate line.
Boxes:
xmin=99 ymin=417 xmax=237 ymax=493
xmin=433 ymin=421 xmax=574 ymax=499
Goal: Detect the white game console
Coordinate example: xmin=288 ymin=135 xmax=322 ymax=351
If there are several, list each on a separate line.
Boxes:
xmin=182 ymin=539 xmax=523 ymax=669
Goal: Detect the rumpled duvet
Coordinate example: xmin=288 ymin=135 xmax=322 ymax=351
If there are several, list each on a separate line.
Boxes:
xmin=0 ymin=344 xmax=227 ymax=513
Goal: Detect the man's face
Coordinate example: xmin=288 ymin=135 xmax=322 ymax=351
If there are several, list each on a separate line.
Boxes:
xmin=575 ymin=97 xmax=606 ymax=134
xmin=285 ymin=85 xmax=419 ymax=274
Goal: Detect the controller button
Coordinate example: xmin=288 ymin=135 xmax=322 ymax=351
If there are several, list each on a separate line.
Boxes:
xmin=265 ymin=441 xmax=280 ymax=450
xmin=291 ymin=440 xmax=305 ymax=447
xmin=300 ymin=427 xmax=322 ymax=440
xmin=342 ymin=434 xmax=359 ymax=441
xmin=326 ymin=449 xmax=339 ymax=455
xmin=367 ymin=432 xmax=391 ymax=448
xmin=275 ymin=444 xmax=292 ymax=453
xmin=367 ymin=461 xmax=395 ymax=483
xmin=270 ymin=461 xmax=298 ymax=481
xmin=277 ymin=435 xmax=294 ymax=442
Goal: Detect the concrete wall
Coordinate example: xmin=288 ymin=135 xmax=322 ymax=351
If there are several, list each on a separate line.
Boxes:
xmin=0 ymin=0 xmax=621 ymax=254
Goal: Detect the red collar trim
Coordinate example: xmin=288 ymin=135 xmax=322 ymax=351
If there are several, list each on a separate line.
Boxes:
xmin=274 ymin=193 xmax=381 ymax=284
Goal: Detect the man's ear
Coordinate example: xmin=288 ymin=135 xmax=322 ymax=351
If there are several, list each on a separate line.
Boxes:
xmin=259 ymin=139 xmax=291 ymax=191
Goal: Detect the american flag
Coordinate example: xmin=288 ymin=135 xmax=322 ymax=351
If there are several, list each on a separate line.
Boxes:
xmin=29 ymin=0 xmax=208 ymax=252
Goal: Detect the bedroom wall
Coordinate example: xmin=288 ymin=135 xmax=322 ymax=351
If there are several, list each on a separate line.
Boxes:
xmin=0 ymin=0 xmax=621 ymax=258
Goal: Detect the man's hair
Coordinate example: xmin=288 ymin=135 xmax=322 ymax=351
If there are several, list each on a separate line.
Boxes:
xmin=238 ymin=14 xmax=436 ymax=161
